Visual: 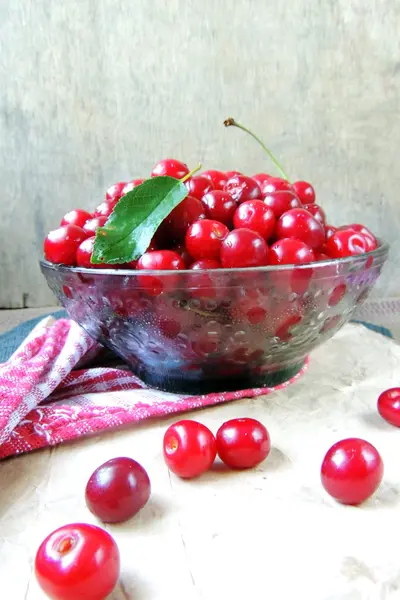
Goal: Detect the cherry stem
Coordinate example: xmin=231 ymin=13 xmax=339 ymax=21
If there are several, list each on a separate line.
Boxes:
xmin=223 ymin=118 xmax=289 ymax=181
xmin=180 ymin=163 xmax=202 ymax=183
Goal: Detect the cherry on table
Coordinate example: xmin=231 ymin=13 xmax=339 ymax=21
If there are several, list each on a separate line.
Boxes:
xmin=216 ymin=418 xmax=271 ymax=469
xmin=292 ymin=180 xmax=316 ymax=204
xmin=220 ymin=228 xmax=269 ymax=268
xmin=224 ymin=174 xmax=261 ymax=203
xmin=201 ymin=169 xmax=228 ymax=190
xmin=321 ymin=438 xmax=383 ymax=505
xmin=185 ymin=219 xmax=229 ymax=261
xmin=233 ymin=200 xmax=276 ymax=240
xmin=263 ymin=190 xmax=301 ymax=218
xmin=276 ymin=208 xmax=325 ymax=249
xmin=44 ymin=225 xmax=87 ymax=266
xmin=151 ymin=158 xmax=189 ymax=179
xmin=35 ymin=523 xmax=120 ymax=600
xmin=85 ymin=457 xmax=151 ymax=523
xmin=377 ymin=388 xmax=400 ymax=427
xmin=163 ymin=420 xmax=217 ymax=478
xmin=60 ymin=209 xmax=92 ymax=229
xmin=201 ymin=190 xmax=237 ymax=227
xmin=185 ymin=175 xmax=214 ymax=200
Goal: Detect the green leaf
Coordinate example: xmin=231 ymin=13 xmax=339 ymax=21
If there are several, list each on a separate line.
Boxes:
xmin=91 ymin=176 xmax=188 ymax=264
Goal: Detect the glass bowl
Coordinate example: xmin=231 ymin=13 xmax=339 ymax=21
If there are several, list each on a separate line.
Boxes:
xmin=40 ymin=241 xmax=388 ymax=393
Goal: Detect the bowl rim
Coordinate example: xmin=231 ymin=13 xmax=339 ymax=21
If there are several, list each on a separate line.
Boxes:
xmin=40 ymin=239 xmax=389 ymax=277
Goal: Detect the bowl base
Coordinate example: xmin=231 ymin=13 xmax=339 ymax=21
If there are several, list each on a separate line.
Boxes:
xmin=135 ymin=362 xmax=305 ymax=395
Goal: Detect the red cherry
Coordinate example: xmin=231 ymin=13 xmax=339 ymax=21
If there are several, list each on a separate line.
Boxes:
xmin=314 ymin=250 xmax=330 ymax=261
xmin=188 ymin=259 xmax=222 ymax=300
xmin=94 ymin=198 xmax=118 ymax=218
xmin=220 ymin=228 xmax=269 ymax=268
xmin=292 ymin=180 xmax=316 ymax=204
xmin=85 ymin=457 xmax=151 ymax=523
xmin=83 ymin=216 xmax=107 ymax=236
xmin=121 ymin=178 xmax=145 ymax=195
xmin=172 ymin=244 xmax=192 ymax=267
xmin=276 ymin=208 xmax=325 ymax=249
xmin=325 ymin=229 xmax=369 ymax=258
xmin=216 ymin=418 xmax=270 ymax=469
xmin=185 ymin=219 xmax=229 ymax=261
xmin=377 ymin=388 xmax=400 ymax=427
xmin=161 ymin=195 xmax=206 ymax=243
xmin=106 ymin=181 xmax=127 ymax=202
xmin=261 ymin=177 xmax=294 ymax=196
xmin=252 ymin=173 xmax=271 ymax=188
xmin=225 ymin=170 xmax=242 ymax=178
xmin=201 ymin=170 xmax=228 ymax=190
xmin=321 ymin=438 xmax=384 ymax=505
xmin=163 ymin=420 xmax=217 ymax=479
xmin=263 ymin=191 xmax=301 ymax=218
xmin=269 ymin=238 xmax=315 ymax=294
xmin=190 ymin=259 xmax=221 ymax=269
xmin=201 ymin=190 xmax=237 ymax=226
xmin=76 ymin=237 xmax=110 ymax=269
xmin=44 ymin=225 xmax=87 ymax=266
xmin=325 ymin=225 xmax=337 ymax=240
xmin=303 ymin=203 xmax=326 ymax=226
xmin=233 ymin=200 xmax=276 ymax=240
xmin=224 ymin=174 xmax=261 ymax=203
xmin=151 ymin=158 xmax=189 ymax=179
xmin=35 ymin=523 xmax=120 ymax=600
xmin=185 ymin=175 xmax=214 ymax=200
xmin=340 ymin=224 xmax=378 ymax=252
xmin=136 ymin=250 xmax=185 ymax=296
xmin=60 ymin=209 xmax=92 ymax=229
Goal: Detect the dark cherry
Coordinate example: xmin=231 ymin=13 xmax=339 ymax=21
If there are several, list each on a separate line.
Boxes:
xmin=233 ymin=200 xmax=275 ymax=240
xmin=275 ymin=208 xmax=325 ymax=249
xmin=201 ymin=170 xmax=228 ymax=190
xmin=325 ymin=229 xmax=370 ymax=258
xmin=201 ymin=190 xmax=237 ymax=227
xmin=220 ymin=228 xmax=269 ymax=268
xmin=151 ymin=158 xmax=189 ymax=179
xmin=121 ymin=178 xmax=145 ymax=195
xmin=224 ymin=174 xmax=261 ymax=204
xmin=83 ymin=216 xmax=107 ymax=236
xmin=61 ymin=209 xmax=92 ymax=229
xmin=185 ymin=175 xmax=214 ymax=200
xmin=263 ymin=191 xmax=301 ymax=218
xmin=261 ymin=177 xmax=294 ymax=196
xmin=185 ymin=219 xmax=229 ymax=261
xmin=172 ymin=244 xmax=192 ymax=267
xmin=44 ymin=225 xmax=87 ymax=266
xmin=106 ymin=181 xmax=127 ymax=202
xmin=76 ymin=237 xmax=110 ymax=269
xmin=303 ymin=203 xmax=326 ymax=226
xmin=292 ymin=180 xmax=316 ymax=204
xmin=161 ymin=195 xmax=206 ymax=243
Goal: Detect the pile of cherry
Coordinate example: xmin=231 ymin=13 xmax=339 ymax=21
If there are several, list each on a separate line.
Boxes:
xmin=35 ymin=387 xmax=400 ymax=600
xmin=43 ymin=158 xmax=378 ymax=271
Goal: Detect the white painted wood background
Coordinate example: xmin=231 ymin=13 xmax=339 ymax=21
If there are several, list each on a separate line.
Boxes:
xmin=0 ymin=0 xmax=399 ymax=307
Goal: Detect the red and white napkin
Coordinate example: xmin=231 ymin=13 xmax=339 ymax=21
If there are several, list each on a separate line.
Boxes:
xmin=0 ymin=317 xmax=307 ymax=460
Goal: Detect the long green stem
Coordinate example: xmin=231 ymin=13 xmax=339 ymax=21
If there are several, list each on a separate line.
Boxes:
xmin=223 ymin=118 xmax=289 ymax=181
xmin=180 ymin=163 xmax=202 ymax=183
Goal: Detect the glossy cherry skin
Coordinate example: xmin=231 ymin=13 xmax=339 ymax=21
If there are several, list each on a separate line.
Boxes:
xmin=269 ymin=238 xmax=315 ymax=294
xmin=201 ymin=190 xmax=237 ymax=226
xmin=185 ymin=219 xmax=229 ymax=261
xmin=303 ymin=203 xmax=326 ymax=226
xmin=162 ymin=195 xmax=206 ymax=242
xmin=121 ymin=178 xmax=145 ymax=195
xmin=137 ymin=250 xmax=185 ymax=296
xmin=201 ymin=169 xmax=228 ymax=190
xmin=44 ymin=225 xmax=87 ymax=265
xmin=321 ymin=438 xmax=383 ymax=505
xmin=261 ymin=176 xmax=293 ymax=196
xmin=190 ymin=258 xmax=221 ymax=269
xmin=220 ymin=228 xmax=269 ymax=268
xmin=340 ymin=224 xmax=378 ymax=252
xmin=292 ymin=180 xmax=316 ymax=204
xmin=224 ymin=174 xmax=261 ymax=203
xmin=263 ymin=191 xmax=301 ymax=218
xmin=325 ymin=224 xmax=337 ymax=240
xmin=163 ymin=420 xmax=217 ymax=479
xmin=151 ymin=158 xmax=189 ymax=179
xmin=252 ymin=173 xmax=271 ymax=188
xmin=94 ymin=198 xmax=119 ymax=218
xmin=35 ymin=523 xmax=120 ymax=600
xmin=61 ymin=209 xmax=92 ymax=229
xmin=106 ymin=181 xmax=127 ymax=202
xmin=276 ymin=208 xmax=325 ymax=249
xmin=325 ymin=229 xmax=370 ymax=258
xmin=216 ymin=418 xmax=271 ymax=469
xmin=85 ymin=457 xmax=151 ymax=523
xmin=185 ymin=175 xmax=214 ymax=200
xmin=76 ymin=237 xmax=110 ymax=269
xmin=233 ymin=200 xmax=276 ymax=240
xmin=83 ymin=216 xmax=107 ymax=236
xmin=377 ymin=388 xmax=400 ymax=427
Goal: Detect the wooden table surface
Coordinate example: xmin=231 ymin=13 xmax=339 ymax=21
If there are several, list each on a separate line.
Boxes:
xmin=1 ymin=315 xmax=400 ymax=599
